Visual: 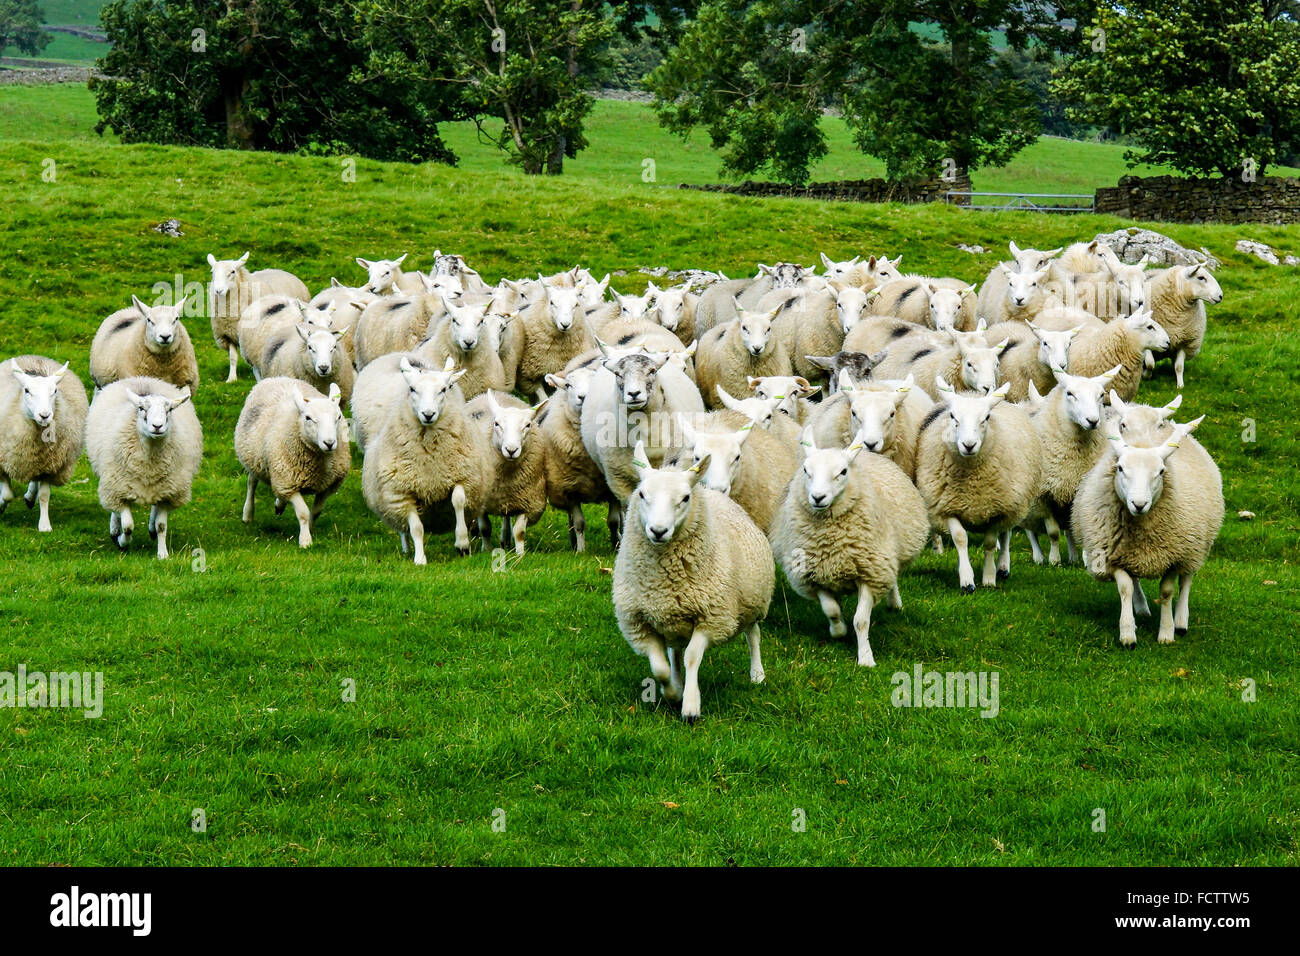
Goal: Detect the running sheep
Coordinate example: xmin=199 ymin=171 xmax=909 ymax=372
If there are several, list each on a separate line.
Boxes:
xmin=0 ymin=355 xmax=88 ymax=532
xmin=806 ymin=372 xmax=932 ymax=479
xmin=542 ymin=358 xmax=618 ymax=552
xmin=235 ymin=378 xmax=350 ymax=549
xmin=769 ymin=428 xmax=930 ymax=667
xmin=90 ymin=295 xmax=199 ymax=395
xmin=85 ymin=377 xmax=202 ymax=558
xmin=467 ymin=390 xmax=549 ymax=555
xmin=207 ymin=252 xmax=310 ymax=382
xmin=1143 ymin=262 xmax=1223 ymax=388
xmin=612 ymin=439 xmax=775 ymax=723
xmin=418 ymin=298 xmax=509 ymax=399
xmin=694 ymin=303 xmax=795 ymax=406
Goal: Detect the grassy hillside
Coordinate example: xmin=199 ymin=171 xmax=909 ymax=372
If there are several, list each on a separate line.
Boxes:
xmin=0 ymin=94 xmax=1296 ymax=865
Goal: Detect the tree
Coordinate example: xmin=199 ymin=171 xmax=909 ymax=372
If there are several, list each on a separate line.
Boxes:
xmin=1053 ymin=0 xmax=1300 ymax=177
xmin=0 ymin=0 xmax=51 ymax=57
xmin=361 ymin=0 xmax=615 ymax=174
xmin=647 ymin=1 xmax=1051 ymax=186
xmin=91 ymin=0 xmax=458 ymax=164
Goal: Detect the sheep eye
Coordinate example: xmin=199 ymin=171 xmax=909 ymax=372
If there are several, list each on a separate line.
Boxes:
xmin=839 ymin=468 xmax=848 ymax=477
xmin=305 ymin=415 xmax=314 ymax=423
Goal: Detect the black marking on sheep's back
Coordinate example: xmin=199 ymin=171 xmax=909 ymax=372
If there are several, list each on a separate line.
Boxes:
xmin=889 ymin=325 xmax=913 ymax=339
xmin=920 ymin=403 xmax=948 ymax=433
xmin=617 ymin=333 xmax=636 ymax=346
xmin=909 ymin=348 xmax=933 ymax=362
xmin=897 ymin=283 xmax=920 ymax=304
xmin=243 ymin=402 xmax=264 ymax=428
xmin=110 ymin=317 xmax=138 ymax=334
xmin=387 ymin=300 xmax=406 ymax=312
xmin=264 ymin=337 xmax=287 ymax=364
xmin=266 ymin=302 xmax=287 ymax=316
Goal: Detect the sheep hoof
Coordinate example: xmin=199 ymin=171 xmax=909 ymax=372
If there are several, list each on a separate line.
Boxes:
xmin=961 ymin=584 xmax=976 ymax=595
xmin=1119 ymin=637 xmax=1137 ymax=650
xmin=114 ymin=534 xmax=128 ymax=551
xmin=274 ymin=499 xmax=286 ymax=516
xmin=456 ymin=546 xmax=470 ymax=557
xmin=148 ymin=526 xmax=158 ymax=541
xmin=996 ymin=568 xmax=1009 ymax=581
xmin=1175 ymin=627 xmax=1188 ymax=636
xmin=681 ymin=713 xmax=699 ymax=726
xmin=24 ymin=494 xmax=35 ymax=509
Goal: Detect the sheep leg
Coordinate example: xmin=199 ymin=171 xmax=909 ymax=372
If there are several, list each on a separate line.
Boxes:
xmin=35 ymin=482 xmax=52 ymax=532
xmin=997 ymin=530 xmax=1012 ymax=580
xmin=399 ymin=531 xmax=410 ymax=555
xmin=680 ymin=629 xmax=711 ymax=724
xmin=24 ymin=480 xmax=38 ymax=507
xmin=853 ymin=583 xmax=876 ymax=668
xmin=1064 ymin=528 xmax=1080 ymax=565
xmin=667 ymin=647 xmax=684 ymax=701
xmin=1173 ymin=349 xmax=1186 ymax=389
xmin=152 ymin=506 xmax=169 ymax=559
xmin=931 ymin=532 xmax=944 ymax=555
xmin=274 ymin=497 xmax=286 ymax=516
xmin=451 ymin=485 xmax=471 ymax=556
xmin=1132 ymin=578 xmax=1151 ymax=617
xmin=116 ymin=507 xmax=133 ymax=550
xmin=607 ymin=500 xmax=622 ymax=550
xmin=887 ymin=581 xmax=903 ymax=610
xmin=568 ymin=504 xmax=586 ymax=552
xmin=1157 ymin=571 xmax=1179 ymax=643
xmin=499 ymin=514 xmax=511 ymax=551
xmin=981 ymin=530 xmax=999 ymax=587
xmin=817 ymin=589 xmax=847 ymax=638
xmin=0 ymin=480 xmax=11 ymax=513
xmin=226 ymin=343 xmax=239 ymax=383
xmin=1024 ymin=526 xmax=1045 ymax=565
xmin=407 ymin=511 xmax=426 ymax=565
xmin=642 ymin=636 xmax=676 ymax=702
xmin=310 ymin=489 xmax=335 ymax=523
xmin=745 ymin=622 xmax=765 ymax=684
xmin=1174 ymin=573 xmax=1193 ymax=635
xmin=289 ymin=493 xmax=313 ymax=548
xmin=948 ymin=518 xmax=975 ymax=593
xmin=511 ymin=514 xmax=527 ymax=556
xmin=1043 ymin=514 xmax=1063 ymax=566
xmin=242 ymin=474 xmax=257 ymax=522
xmin=1114 ymin=568 xmax=1138 ymax=648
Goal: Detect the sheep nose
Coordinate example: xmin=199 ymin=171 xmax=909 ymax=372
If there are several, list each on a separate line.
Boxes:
xmin=865 ymin=440 xmax=882 ymax=452
xmin=647 ymin=525 xmax=669 ymax=542
xmin=1086 ymin=416 xmax=1099 ymax=429
xmin=317 ymin=364 xmax=331 ymax=375
xmin=321 ymin=438 xmax=336 ymax=450
xmin=157 ymin=334 xmax=172 ymax=344
xmin=749 ymin=345 xmax=763 ymax=356
xmin=420 ymin=412 xmax=435 ymax=424
xmin=809 ymin=492 xmax=828 ymax=508
xmin=1130 ymin=500 xmax=1149 ymax=514
xmin=1013 ymin=297 xmax=1026 ymax=306
xmin=961 ymin=440 xmax=978 ymax=455
xmin=504 ymin=445 xmax=521 ymax=459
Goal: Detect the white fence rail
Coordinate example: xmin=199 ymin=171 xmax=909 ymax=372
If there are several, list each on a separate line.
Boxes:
xmin=945 ymin=191 xmax=1096 ymax=214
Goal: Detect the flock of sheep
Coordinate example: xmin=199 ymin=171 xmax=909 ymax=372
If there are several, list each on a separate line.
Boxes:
xmin=0 ymin=239 xmax=1227 ymax=721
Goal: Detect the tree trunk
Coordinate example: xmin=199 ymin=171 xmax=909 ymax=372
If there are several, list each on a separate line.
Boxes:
xmin=545 ymin=0 xmax=582 ymax=175
xmin=222 ymin=71 xmax=254 ymax=150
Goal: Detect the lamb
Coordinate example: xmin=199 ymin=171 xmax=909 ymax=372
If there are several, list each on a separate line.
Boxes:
xmin=466 ymin=390 xmax=549 ymax=555
xmin=356 ymin=254 xmax=423 ymax=295
xmin=1071 ymin=416 xmax=1223 ymax=646
xmin=254 ymin=322 xmax=355 ymax=403
xmin=1026 ymin=365 xmax=1123 ymax=565
xmin=662 ymin=411 xmax=799 ymax=533
xmin=695 ymin=302 xmax=792 ymax=409
xmin=1143 ymin=263 xmax=1223 ymax=388
xmin=90 ymin=295 xmax=200 ymax=395
xmin=352 ymin=272 xmax=461 ymax=369
xmin=769 ymin=428 xmax=929 ymax=667
xmin=871 ymin=328 xmax=1008 ymax=401
xmin=804 ymin=350 xmax=889 ymax=394
xmin=85 ymin=377 xmax=202 ymax=558
xmin=580 ymin=347 xmax=705 ymax=502
xmin=806 ymin=372 xmax=932 ymax=479
xmin=1007 ymin=241 xmax=1062 ymax=273
xmin=1105 ymin=392 xmax=1183 ymax=446
xmin=818 ymin=253 xmax=904 ymax=289
xmin=0 ymin=355 xmax=88 ymax=532
xmin=234 ymin=378 xmax=350 ymax=548
xmin=541 ymin=363 xmax=616 ymax=552
xmin=417 ymin=298 xmax=508 ymax=399
xmin=512 ymin=282 xmax=596 ymax=398
xmin=1063 ymin=307 xmax=1170 ymax=402
xmin=206 ymin=252 xmax=310 ymax=382
xmin=612 ymin=439 xmax=775 ymax=722
xmin=870 ymin=277 xmax=977 ymax=331
xmin=975 ymin=265 xmax=1057 ymax=326
xmin=913 ymin=379 xmax=1043 ymax=591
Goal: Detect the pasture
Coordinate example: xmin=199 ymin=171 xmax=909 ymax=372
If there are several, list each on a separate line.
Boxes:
xmin=0 ymin=86 xmax=1296 ymax=865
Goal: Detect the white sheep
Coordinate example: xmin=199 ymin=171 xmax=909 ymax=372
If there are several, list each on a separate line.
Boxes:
xmin=612 ymin=439 xmax=775 ymax=722
xmin=308 ymin=283 xmax=373 ymax=365
xmin=90 ymin=295 xmax=199 ymax=395
xmin=650 ymin=282 xmax=700 ymax=345
xmin=207 ymin=252 xmax=310 ymax=382
xmin=695 ymin=302 xmax=793 ymax=409
xmin=361 ymin=358 xmax=483 ymax=562
xmin=1065 ymin=307 xmax=1170 ymax=402
xmin=746 ymin=374 xmax=819 ymax=424
xmin=85 ymin=377 xmax=202 ymax=558
xmin=770 ymin=427 xmax=930 ymax=667
xmin=356 ymin=254 xmax=423 ymax=295
xmin=234 ymin=378 xmax=351 ymax=548
xmin=417 ymin=297 xmax=508 ymax=399
xmin=1143 ymin=263 xmax=1222 ymax=388
xmin=1062 ymin=247 xmax=1151 ymax=320
xmin=913 ymin=379 xmax=1043 ymax=591
xmin=806 ymin=372 xmax=932 ymax=479
xmin=512 ymin=282 xmax=595 ymax=398
xmin=871 ymin=328 xmax=1008 ymax=401
xmin=975 ymin=264 xmax=1057 ymax=325
xmin=255 ymin=322 xmax=354 ymax=404
xmin=782 ymin=282 xmax=875 ymax=383
xmin=0 ymin=355 xmax=88 ymax=532
xmin=870 ymin=277 xmax=977 ymax=331
xmin=1072 ymin=416 xmax=1223 ymax=646
xmin=542 ymin=360 xmax=617 ymax=552
xmin=467 ymin=390 xmax=549 ymax=555
xmin=352 ymin=272 xmax=461 ymax=369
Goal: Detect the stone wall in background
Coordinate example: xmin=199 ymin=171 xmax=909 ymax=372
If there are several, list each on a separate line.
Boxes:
xmin=679 ymin=173 xmax=972 ymax=205
xmin=1095 ymin=174 xmax=1300 ymax=225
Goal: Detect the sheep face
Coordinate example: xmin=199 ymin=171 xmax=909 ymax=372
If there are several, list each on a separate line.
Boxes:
xmin=132 ymin=295 xmax=187 ymax=352
xmin=291 ymin=387 xmax=344 ymax=452
xmin=653 ymin=285 xmax=691 ymax=331
xmin=617 ymin=288 xmax=655 ymax=319
xmin=748 ymin=375 xmax=815 ymax=419
xmin=831 ymin=283 xmax=871 ymax=333
xmin=206 ymin=251 xmax=250 ymax=298
xmin=735 ymin=305 xmax=779 ymax=357
xmin=1105 ymin=254 xmax=1150 ymax=314
xmin=1000 ymin=265 xmax=1049 ymax=310
xmin=579 ymin=274 xmax=611 ymax=307
xmin=952 ymin=334 xmax=1007 ymax=395
xmin=303 ymin=300 xmax=338 ymax=329
xmin=431 ymin=250 xmax=469 ymax=278
xmin=126 ymin=387 xmax=190 ymax=441
xmin=1111 ymin=420 xmax=1198 ymax=516
xmin=546 ymin=285 xmax=583 ymax=332
xmin=819 ymin=253 xmax=862 ymax=282
xmin=445 ymin=301 xmax=489 ymax=352
xmin=680 ymin=421 xmax=749 ymax=495
xmin=1052 ymin=366 xmax=1120 ymax=431
xmin=399 ymin=358 xmax=464 ymax=427
xmin=847 ymin=375 xmax=913 ymax=454
xmin=630 ymin=439 xmax=706 ymax=544
xmin=715 ymin=385 xmax=776 ymax=430
xmin=296 ymin=325 xmax=343 ymax=377
xmin=1181 ymin=264 xmax=1223 ymax=304
xmin=418 ymin=272 xmax=463 ymax=298
xmin=927 ymin=286 xmax=975 ymax=332
xmin=1008 ymin=241 xmax=1062 ymax=274
xmin=808 ymin=351 xmax=886 ymax=392
xmin=1106 ymin=391 xmax=1182 ymax=446
xmin=1123 ymin=308 xmax=1172 ymax=352
xmin=936 ymin=380 xmax=1010 ymax=458
xmin=1030 ymin=324 xmax=1079 ymax=373
xmin=758 ymin=262 xmax=813 ymax=289
xmin=866 ymin=254 xmax=903 ymax=285
xmin=356 ymin=255 xmax=407 ymax=295
xmin=607 ymin=353 xmax=668 ymax=411
xmin=486 ymin=391 xmax=544 ymax=461
xmin=798 ymin=428 xmax=864 ymax=511
xmin=11 ymin=363 xmax=66 ymax=429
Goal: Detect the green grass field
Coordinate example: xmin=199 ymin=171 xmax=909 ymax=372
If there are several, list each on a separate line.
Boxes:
xmin=0 ymin=84 xmax=1297 ymax=866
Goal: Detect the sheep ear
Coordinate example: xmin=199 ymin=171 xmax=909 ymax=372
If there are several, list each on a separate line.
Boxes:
xmin=799 ymin=425 xmax=817 ymax=451
xmin=806 ymin=355 xmax=833 ymax=371
xmin=238 ymin=251 xmax=250 ymax=265
xmin=131 ymin=295 xmax=152 ymax=318
xmin=746 ymin=376 xmax=761 ymax=393
xmin=486 ymin=389 xmax=501 ymax=414
xmin=448 ymin=368 xmax=468 ymax=385
xmin=975 ymin=318 xmax=988 ymax=333
xmin=125 ymin=388 xmax=145 ymax=407
xmin=1108 ymin=389 xmax=1126 ymax=411
xmin=631 ymin=440 xmax=650 ymax=474
xmin=292 ymin=388 xmax=310 ymax=413
xmin=715 ymin=384 xmax=740 ymax=410
xmin=356 ymin=257 xmax=371 ymax=269
xmin=1009 ymin=240 xmax=1022 ymax=257
xmin=687 ymin=453 xmax=711 ymax=487
xmin=207 ymin=253 xmax=218 ymax=268
xmin=328 ymin=383 xmax=341 ymax=405
xmin=399 ymin=357 xmax=415 ymax=374
xmin=544 ymin=373 xmax=565 ymax=391
xmin=845 ymin=433 xmax=865 ymax=462
xmin=1099 ymin=363 xmax=1123 ymax=385
xmin=993 ymin=337 xmax=1010 ymax=355
xmin=442 ymin=357 xmax=456 ymax=373
xmin=52 ymin=360 xmax=70 ymax=381
xmin=935 ymin=376 xmax=955 ymax=394
xmin=820 ymin=252 xmax=834 ymax=268
xmin=868 ymin=348 xmax=888 ymax=366
xmin=898 ymin=373 xmax=915 ymax=393
xmin=990 ymin=382 xmax=1011 ymax=404
xmin=295 ymin=324 xmax=312 ymax=343
xmin=682 ymin=341 xmax=697 ymax=359
xmin=1027 ymin=381 xmax=1043 ymax=403
xmin=731 ymin=296 xmax=745 ymax=312
xmin=594 ymin=337 xmax=611 ymax=358
xmin=170 ymin=387 xmax=193 ymax=409
xmin=530 ymin=394 xmax=550 ymax=417
xmin=394 ymin=253 xmax=408 ymax=266
xmin=1161 ymin=393 xmax=1183 ymax=415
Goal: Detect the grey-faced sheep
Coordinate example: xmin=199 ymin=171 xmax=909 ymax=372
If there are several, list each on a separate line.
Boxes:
xmin=613 ymin=439 xmax=775 ymax=722
xmin=85 ymin=377 xmax=202 ymax=558
xmin=0 ymin=355 xmax=88 ymax=532
xmin=234 ymin=378 xmax=350 ymax=548
xmin=769 ymin=427 xmax=929 ymax=667
xmin=804 ymin=350 xmax=889 ymax=395
xmin=90 ymin=295 xmax=200 ymax=395
xmin=207 ymin=252 xmax=310 ymax=382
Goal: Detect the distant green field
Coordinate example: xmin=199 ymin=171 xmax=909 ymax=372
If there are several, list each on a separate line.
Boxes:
xmin=0 ymin=74 xmax=1296 ymax=867
xmin=37 ymin=0 xmax=106 ymax=26
xmin=0 ymin=30 xmax=105 ymax=64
